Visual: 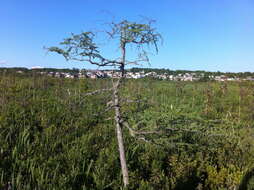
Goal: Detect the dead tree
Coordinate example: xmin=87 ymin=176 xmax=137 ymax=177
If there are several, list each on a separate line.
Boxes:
xmin=47 ymin=19 xmax=162 ymax=187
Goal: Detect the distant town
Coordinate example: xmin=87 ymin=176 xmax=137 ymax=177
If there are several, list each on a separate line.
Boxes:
xmin=1 ymin=67 xmax=254 ymax=82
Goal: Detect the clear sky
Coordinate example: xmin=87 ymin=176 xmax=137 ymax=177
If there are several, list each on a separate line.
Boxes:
xmin=0 ymin=0 xmax=253 ymax=72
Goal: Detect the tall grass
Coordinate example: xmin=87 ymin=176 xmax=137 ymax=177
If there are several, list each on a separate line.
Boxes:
xmin=0 ymin=75 xmax=254 ymax=189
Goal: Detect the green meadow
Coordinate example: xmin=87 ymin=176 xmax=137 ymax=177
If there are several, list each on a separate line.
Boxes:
xmin=1 ymin=74 xmax=254 ymax=189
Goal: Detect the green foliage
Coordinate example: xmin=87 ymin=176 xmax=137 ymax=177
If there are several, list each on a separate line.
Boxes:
xmin=0 ymin=74 xmax=254 ymax=189
xmin=47 ymin=32 xmax=101 ymax=62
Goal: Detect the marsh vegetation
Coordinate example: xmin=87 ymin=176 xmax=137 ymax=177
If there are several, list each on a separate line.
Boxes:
xmin=0 ymin=73 xmax=254 ymax=189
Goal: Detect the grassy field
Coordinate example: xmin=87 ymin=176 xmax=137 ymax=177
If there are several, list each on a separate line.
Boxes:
xmin=0 ymin=74 xmax=254 ymax=189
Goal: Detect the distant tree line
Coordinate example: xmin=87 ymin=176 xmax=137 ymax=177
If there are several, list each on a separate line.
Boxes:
xmin=130 ymin=67 xmax=254 ymax=78
xmin=1 ymin=67 xmax=254 ymax=78
xmin=0 ymin=67 xmax=82 ymax=75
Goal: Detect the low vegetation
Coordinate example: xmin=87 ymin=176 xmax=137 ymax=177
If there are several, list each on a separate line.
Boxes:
xmin=0 ymin=73 xmax=254 ymax=189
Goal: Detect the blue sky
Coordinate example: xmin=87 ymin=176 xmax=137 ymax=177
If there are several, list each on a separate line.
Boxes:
xmin=0 ymin=0 xmax=253 ymax=72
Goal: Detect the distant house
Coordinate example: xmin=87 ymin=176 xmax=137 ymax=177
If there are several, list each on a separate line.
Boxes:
xmin=215 ymin=75 xmax=227 ymax=81
xmin=246 ymin=77 xmax=254 ymax=81
xmin=55 ymin=72 xmax=61 ymax=78
xmin=145 ymin=72 xmax=157 ymax=77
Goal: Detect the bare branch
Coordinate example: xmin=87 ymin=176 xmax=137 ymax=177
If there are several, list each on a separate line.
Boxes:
xmin=84 ymin=88 xmax=113 ymax=96
xmin=120 ymin=119 xmax=161 ymax=137
xmin=124 ymin=99 xmax=143 ymax=104
xmin=125 ymin=56 xmax=149 ymax=65
xmin=105 ymin=117 xmax=113 ymax=121
xmin=136 ymin=136 xmax=152 ymax=143
xmin=93 ymin=104 xmax=115 ymax=117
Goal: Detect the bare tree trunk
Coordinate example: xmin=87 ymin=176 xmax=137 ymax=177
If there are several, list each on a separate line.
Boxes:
xmin=113 ymin=79 xmax=129 ymax=187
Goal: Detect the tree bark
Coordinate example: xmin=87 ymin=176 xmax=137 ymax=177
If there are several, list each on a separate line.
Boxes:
xmin=113 ymin=79 xmax=129 ymax=187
